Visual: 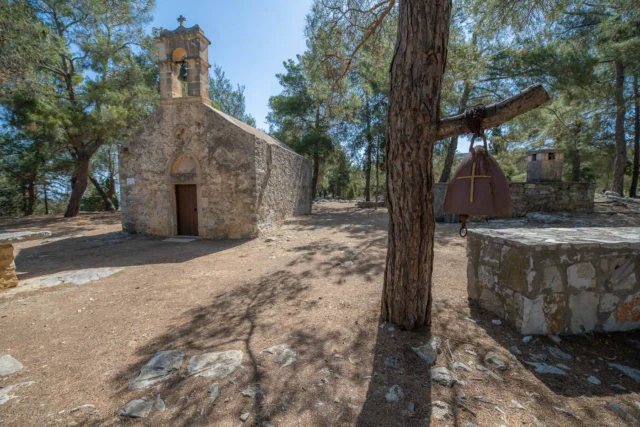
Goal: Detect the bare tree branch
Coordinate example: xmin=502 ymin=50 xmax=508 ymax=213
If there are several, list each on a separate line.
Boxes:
xmin=436 ymin=83 xmax=551 ymax=140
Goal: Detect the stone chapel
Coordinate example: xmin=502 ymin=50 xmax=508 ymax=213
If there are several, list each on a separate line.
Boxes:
xmin=119 ymin=17 xmax=312 ymax=239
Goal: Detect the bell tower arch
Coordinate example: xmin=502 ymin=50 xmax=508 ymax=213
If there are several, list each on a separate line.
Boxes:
xmin=155 ymin=15 xmax=211 ymax=104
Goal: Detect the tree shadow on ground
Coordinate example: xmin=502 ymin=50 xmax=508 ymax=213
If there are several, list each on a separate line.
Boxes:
xmin=469 ymin=303 xmax=640 ymax=399
xmin=98 ymin=268 xmax=383 ymax=426
xmin=354 ymin=324 xmax=433 ymax=427
xmin=12 ymin=233 xmax=247 ymax=282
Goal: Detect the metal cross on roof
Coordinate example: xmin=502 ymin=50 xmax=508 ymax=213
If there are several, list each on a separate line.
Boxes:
xmin=177 ymin=15 xmax=186 ymax=27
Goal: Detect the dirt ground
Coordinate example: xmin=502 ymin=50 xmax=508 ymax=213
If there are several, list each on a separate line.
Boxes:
xmin=0 ymin=202 xmax=639 ymax=427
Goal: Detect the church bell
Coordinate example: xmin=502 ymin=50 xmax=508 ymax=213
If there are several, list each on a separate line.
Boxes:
xmin=443 ymin=134 xmax=512 ymax=236
xmin=178 ymin=60 xmax=188 ymax=82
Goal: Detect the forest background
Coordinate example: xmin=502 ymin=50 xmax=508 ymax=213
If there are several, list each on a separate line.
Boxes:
xmin=0 ymin=0 xmax=638 ymax=217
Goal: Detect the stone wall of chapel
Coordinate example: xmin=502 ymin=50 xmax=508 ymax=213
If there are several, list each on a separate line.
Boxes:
xmin=119 ymin=101 xmax=258 ymax=239
xmin=254 ymin=140 xmax=313 ymax=232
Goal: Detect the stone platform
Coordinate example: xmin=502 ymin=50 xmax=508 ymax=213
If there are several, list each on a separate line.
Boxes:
xmin=0 ymin=231 xmax=51 ymax=290
xmin=467 ymin=227 xmax=640 ymax=335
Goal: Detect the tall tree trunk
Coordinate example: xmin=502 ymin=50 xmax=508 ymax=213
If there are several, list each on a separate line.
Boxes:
xmin=43 ymin=182 xmax=49 ymax=215
xmin=89 ymin=175 xmax=116 ymax=212
xmin=106 ymin=145 xmax=116 ymax=205
xmin=571 ymin=146 xmax=581 ymax=182
xmin=311 ymin=150 xmax=320 ymax=199
xmin=65 ymin=153 xmax=91 ymax=218
xmin=364 ymin=93 xmax=373 ymax=201
xmin=26 ymin=181 xmax=36 ymax=216
xmin=612 ymin=54 xmax=626 ymax=195
xmin=374 ymin=136 xmax=380 ymax=210
xmin=439 ymin=80 xmax=472 ymax=182
xmin=20 ymin=185 xmax=27 ymax=215
xmin=630 ymin=74 xmax=639 ymax=198
xmin=569 ymin=126 xmax=581 ymax=182
xmin=311 ymin=108 xmax=322 ymax=199
xmin=382 ymin=0 xmax=451 ymax=329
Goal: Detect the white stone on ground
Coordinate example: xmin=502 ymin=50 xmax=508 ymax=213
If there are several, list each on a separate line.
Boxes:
xmin=509 ymin=346 xmax=522 ymax=355
xmin=0 ymin=355 xmax=23 ymax=376
xmin=209 ymin=383 xmax=220 ymax=401
xmin=0 ymin=381 xmax=34 ymax=405
xmin=431 ymin=400 xmax=453 ymax=421
xmin=587 ymin=376 xmax=601 ymax=385
xmin=548 ymin=335 xmax=562 ymax=344
xmin=554 ymin=407 xmax=575 ymax=417
xmin=453 ymin=361 xmax=470 ymax=372
xmin=411 ymin=337 xmax=441 ymax=366
xmin=128 ymin=350 xmax=185 ymax=390
xmin=263 ymin=343 xmax=296 ymax=369
xmin=546 ymin=346 xmax=573 ymax=361
xmin=484 ymin=351 xmax=508 ymax=371
xmin=241 ymin=384 xmax=264 ymax=398
xmin=385 ymin=385 xmax=403 ymax=403
xmin=19 ymin=268 xmax=123 ymax=291
xmin=155 ymin=394 xmax=166 ymax=411
xmin=429 ymin=367 xmax=459 ymax=387
xmin=608 ymin=363 xmax=640 ymax=383
xmin=511 ymin=400 xmax=525 ymax=409
xmin=525 ymin=362 xmax=566 ymax=375
xmin=119 ymin=399 xmax=153 ymax=418
xmin=0 ymin=230 xmax=51 ymax=242
xmin=163 ymin=237 xmax=196 ymax=243
xmin=607 ymin=403 xmax=640 ymax=426
xmin=476 ymin=364 xmax=504 ymax=381
xmin=188 ymin=350 xmax=243 ymax=379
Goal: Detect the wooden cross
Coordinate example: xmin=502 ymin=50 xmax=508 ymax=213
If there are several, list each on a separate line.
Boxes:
xmin=177 ymin=15 xmax=186 ymax=26
xmin=456 ymin=162 xmax=491 ymax=203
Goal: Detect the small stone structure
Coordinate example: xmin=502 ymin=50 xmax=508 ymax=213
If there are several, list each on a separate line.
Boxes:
xmin=0 ymin=231 xmax=52 ymax=290
xmin=434 ymin=182 xmax=595 ymax=221
xmin=0 ymin=243 xmax=17 ymax=290
xmin=526 ymin=149 xmax=564 ymax=182
xmin=467 ymin=227 xmax=640 ymax=335
xmin=119 ymin=18 xmax=312 ymax=239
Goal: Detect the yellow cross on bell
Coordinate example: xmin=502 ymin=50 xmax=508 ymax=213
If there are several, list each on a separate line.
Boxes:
xmin=456 ymin=162 xmax=492 ymax=203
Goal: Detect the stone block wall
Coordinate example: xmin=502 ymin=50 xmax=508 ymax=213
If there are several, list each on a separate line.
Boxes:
xmin=434 ymin=182 xmax=595 ymax=221
xmin=467 ymin=227 xmax=640 ymax=335
xmin=255 ymin=138 xmax=312 ymax=231
xmin=509 ymin=182 xmax=595 ymax=216
xmin=0 ymin=243 xmax=18 ymax=290
xmin=120 ymin=101 xmax=312 ymax=239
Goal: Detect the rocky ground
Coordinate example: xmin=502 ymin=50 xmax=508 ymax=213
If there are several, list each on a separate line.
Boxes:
xmin=0 ymin=203 xmax=639 ymax=427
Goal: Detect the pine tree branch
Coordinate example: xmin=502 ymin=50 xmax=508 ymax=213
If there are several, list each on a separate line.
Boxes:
xmin=436 ymin=83 xmax=551 ymax=140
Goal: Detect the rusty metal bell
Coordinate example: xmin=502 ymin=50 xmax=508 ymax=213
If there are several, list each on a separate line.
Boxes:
xmin=443 ymin=135 xmax=512 ymax=236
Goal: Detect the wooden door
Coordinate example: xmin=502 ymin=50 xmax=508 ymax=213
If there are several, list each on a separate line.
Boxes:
xmin=175 ymin=185 xmax=198 ymax=236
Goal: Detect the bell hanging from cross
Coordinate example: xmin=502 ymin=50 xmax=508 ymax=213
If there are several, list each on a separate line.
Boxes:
xmin=178 ymin=60 xmax=188 ymax=82
xmin=443 ymin=134 xmax=512 ymax=236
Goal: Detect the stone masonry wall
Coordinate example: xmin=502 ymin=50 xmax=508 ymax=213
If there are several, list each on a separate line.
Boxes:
xmin=467 ymin=227 xmax=640 ymax=335
xmin=120 ymin=101 xmax=258 ymax=239
xmin=0 ymin=243 xmax=18 ymax=290
xmin=120 ymin=101 xmax=312 ymax=239
xmin=434 ymin=182 xmax=595 ymax=221
xmin=509 ymin=182 xmax=595 ymax=216
xmin=255 ymin=140 xmax=312 ymax=231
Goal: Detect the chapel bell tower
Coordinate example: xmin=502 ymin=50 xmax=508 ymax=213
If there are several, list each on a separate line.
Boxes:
xmin=155 ymin=15 xmax=211 ymax=103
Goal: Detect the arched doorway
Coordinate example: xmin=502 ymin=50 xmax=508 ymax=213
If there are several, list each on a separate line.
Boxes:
xmin=170 ymin=155 xmax=199 ymax=236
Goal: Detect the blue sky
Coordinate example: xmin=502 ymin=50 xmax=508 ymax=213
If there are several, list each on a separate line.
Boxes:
xmin=151 ymin=0 xmax=314 ymax=130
